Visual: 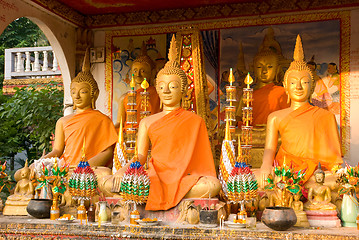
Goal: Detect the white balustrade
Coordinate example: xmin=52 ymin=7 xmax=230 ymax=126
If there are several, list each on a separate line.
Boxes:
xmin=4 ymin=46 xmax=62 ymax=80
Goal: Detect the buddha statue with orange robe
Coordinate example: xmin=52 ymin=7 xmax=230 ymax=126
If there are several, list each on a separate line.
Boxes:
xmin=237 ymin=31 xmax=289 ymax=127
xmin=105 ymin=36 xmax=221 ymax=210
xmin=260 ymin=35 xmax=342 ymax=185
xmin=43 ymin=49 xmax=118 ymax=167
xmin=114 ymin=43 xmax=160 ymax=130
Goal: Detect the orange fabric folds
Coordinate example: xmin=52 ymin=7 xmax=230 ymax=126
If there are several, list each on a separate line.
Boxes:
xmin=124 ymin=86 xmax=160 ymax=129
xmin=252 ymin=83 xmax=289 ymax=126
xmin=63 ymin=109 xmax=118 ymax=166
xmin=146 ymin=108 xmax=216 ymax=210
xmin=276 ymin=103 xmax=342 ymax=182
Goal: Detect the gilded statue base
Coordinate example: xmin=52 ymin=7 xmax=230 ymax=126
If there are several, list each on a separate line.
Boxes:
xmin=3 ymin=204 xmax=29 ymax=216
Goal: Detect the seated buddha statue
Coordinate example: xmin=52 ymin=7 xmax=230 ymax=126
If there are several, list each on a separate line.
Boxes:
xmin=237 ymin=29 xmax=289 ymax=127
xmin=42 ymin=49 xmax=118 ymax=167
xmin=291 ymin=193 xmax=310 ymax=227
xmin=103 ymin=36 xmax=221 ymax=211
xmin=3 ymin=161 xmax=34 ymax=215
xmin=260 ymin=35 xmax=342 ymax=185
xmin=114 ymin=42 xmax=160 ymax=129
xmin=304 ymin=164 xmax=336 ymax=211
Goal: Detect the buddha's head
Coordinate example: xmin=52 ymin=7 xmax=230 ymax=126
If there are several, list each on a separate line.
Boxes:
xmin=314 ymin=162 xmax=325 ymax=184
xmin=283 ymin=35 xmax=314 ymax=103
xmin=293 ymin=193 xmax=301 ymax=201
xmin=156 ymin=35 xmax=188 ymax=107
xmin=132 ymin=42 xmax=156 ymax=85
xmin=253 ymin=48 xmax=282 ymax=86
xmin=20 ymin=160 xmax=30 ymax=179
xmin=71 ymin=49 xmax=99 ymax=110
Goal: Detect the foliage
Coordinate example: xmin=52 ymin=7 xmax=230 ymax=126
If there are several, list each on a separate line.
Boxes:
xmin=264 ymin=161 xmax=306 ymax=195
xmin=0 ymin=82 xmax=63 ymax=163
xmin=0 ymin=161 xmax=15 ymax=202
xmin=0 ymin=17 xmax=48 ymax=87
xmin=335 ymin=163 xmax=359 ymax=196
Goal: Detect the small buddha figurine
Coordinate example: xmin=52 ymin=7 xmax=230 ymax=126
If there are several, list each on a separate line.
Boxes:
xmin=107 ymin=35 xmax=221 ymax=211
xmin=114 ymin=42 xmax=160 ymax=129
xmin=43 ymin=49 xmax=118 ymax=167
xmin=304 ymin=163 xmax=337 ymax=211
xmin=3 ymin=161 xmax=34 ymax=215
xmin=291 ymin=193 xmax=310 ymax=227
xmin=260 ymin=35 xmax=342 ymax=185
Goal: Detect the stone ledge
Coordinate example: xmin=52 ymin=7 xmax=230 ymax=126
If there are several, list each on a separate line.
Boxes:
xmin=0 ymin=215 xmax=358 ymax=239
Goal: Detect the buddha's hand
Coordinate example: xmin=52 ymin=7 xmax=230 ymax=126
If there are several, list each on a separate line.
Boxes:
xmin=111 ymin=167 xmax=126 ymax=193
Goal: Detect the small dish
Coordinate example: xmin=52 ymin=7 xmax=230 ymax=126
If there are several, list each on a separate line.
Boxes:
xmin=225 ymin=221 xmax=246 ymax=228
xmin=57 ymin=218 xmax=75 ymax=223
xmin=135 ymin=219 xmax=161 ymax=226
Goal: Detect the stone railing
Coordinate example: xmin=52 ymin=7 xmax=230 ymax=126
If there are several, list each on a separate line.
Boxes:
xmin=4 ymin=46 xmax=62 ymax=79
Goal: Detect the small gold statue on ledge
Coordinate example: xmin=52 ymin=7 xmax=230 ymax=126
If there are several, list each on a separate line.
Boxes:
xmin=304 ymin=163 xmax=336 ymax=211
xmin=291 ymin=193 xmax=310 ymax=227
xmin=3 ymin=160 xmax=34 ymax=215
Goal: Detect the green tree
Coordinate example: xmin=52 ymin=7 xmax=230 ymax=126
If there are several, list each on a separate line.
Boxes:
xmin=0 ymin=17 xmax=48 ymax=87
xmin=0 ymin=82 xmax=63 ymax=167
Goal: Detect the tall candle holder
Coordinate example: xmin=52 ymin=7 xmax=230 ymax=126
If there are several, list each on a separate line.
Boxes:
xmin=225 ymin=68 xmax=237 ymax=134
xmin=126 ymin=74 xmax=137 ymax=160
xmin=241 ymin=73 xmax=254 ymax=164
xmin=140 ymin=78 xmax=151 ymax=119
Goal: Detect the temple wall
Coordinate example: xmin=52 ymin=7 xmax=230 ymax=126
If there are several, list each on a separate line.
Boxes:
xmin=349 ymin=9 xmax=359 ymax=166
xmin=91 ymin=8 xmax=359 ymax=166
xmin=1 ymin=0 xmax=358 ymax=166
xmin=0 ymin=0 xmax=77 ymax=108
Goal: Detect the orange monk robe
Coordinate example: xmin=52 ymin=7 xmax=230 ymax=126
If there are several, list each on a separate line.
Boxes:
xmin=123 ymin=86 xmax=160 ymax=129
xmin=276 ymin=103 xmax=342 ymax=183
xmin=252 ymin=83 xmax=289 ymax=126
xmin=63 ymin=109 xmax=118 ymax=166
xmin=146 ymin=108 xmax=217 ymax=211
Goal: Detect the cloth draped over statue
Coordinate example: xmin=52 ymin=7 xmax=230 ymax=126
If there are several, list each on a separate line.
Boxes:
xmin=146 ymin=108 xmax=217 ymax=210
xmin=63 ymin=109 xmax=118 ymax=166
xmin=276 ymin=103 xmax=342 ymax=183
xmin=123 ymin=86 xmax=160 ymax=129
xmin=252 ymin=83 xmax=289 ymax=126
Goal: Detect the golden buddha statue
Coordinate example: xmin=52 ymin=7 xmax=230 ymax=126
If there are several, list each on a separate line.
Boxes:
xmin=103 ymin=35 xmax=221 ymax=211
xmin=114 ymin=42 xmax=160 ymax=129
xmin=291 ymin=193 xmax=310 ymax=227
xmin=304 ymin=164 xmax=336 ymax=211
xmin=237 ymin=29 xmax=288 ymax=128
xmin=3 ymin=161 xmax=34 ymax=215
xmin=42 ymin=49 xmax=118 ymax=167
xmin=260 ymin=35 xmax=342 ymax=185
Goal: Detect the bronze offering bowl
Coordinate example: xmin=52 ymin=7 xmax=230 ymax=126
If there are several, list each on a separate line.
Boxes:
xmin=26 ymin=199 xmax=52 ymax=218
xmin=261 ymin=206 xmax=297 ymax=231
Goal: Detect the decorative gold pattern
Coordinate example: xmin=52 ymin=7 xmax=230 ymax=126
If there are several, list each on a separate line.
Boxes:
xmin=30 ymin=0 xmax=358 ymax=28
xmin=105 ymin=11 xmax=350 ymax=155
xmin=2 ymin=78 xmax=63 ymax=95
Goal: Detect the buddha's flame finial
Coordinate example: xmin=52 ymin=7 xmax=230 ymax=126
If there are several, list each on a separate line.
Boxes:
xmin=141 ymin=78 xmax=149 ymax=90
xmin=237 ymin=135 xmax=242 ymax=162
xmin=228 ymin=68 xmax=235 ymax=86
xmin=130 ymin=74 xmax=135 ymax=88
xmin=224 ymin=118 xmax=231 ymax=141
xmin=82 ymin=48 xmax=91 ymax=72
xmin=24 ymin=159 xmax=28 ymax=168
xmin=168 ymin=35 xmax=178 ymax=62
xmin=293 ymin=35 xmax=304 ymax=62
